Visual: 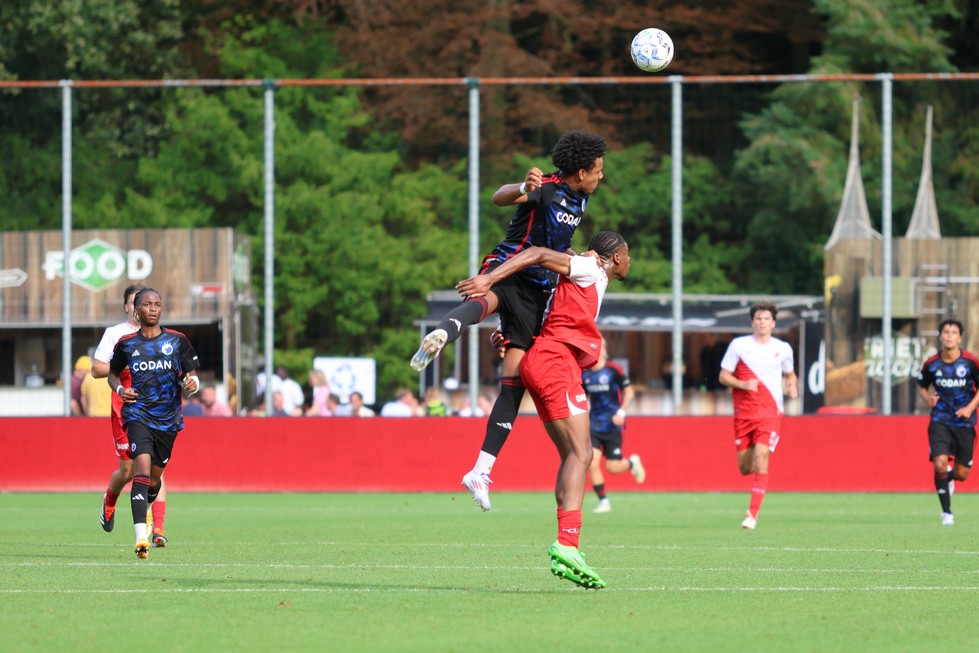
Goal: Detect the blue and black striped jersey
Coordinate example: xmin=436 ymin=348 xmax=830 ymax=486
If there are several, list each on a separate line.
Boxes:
xmin=917 ymin=350 xmax=979 ymax=428
xmin=582 ymin=362 xmax=631 ymax=434
xmin=482 ymin=172 xmax=589 ymax=289
xmin=110 ymin=327 xmax=200 ymax=432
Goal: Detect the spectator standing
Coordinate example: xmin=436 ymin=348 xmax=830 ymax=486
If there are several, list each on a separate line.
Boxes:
xmin=424 ymin=386 xmax=450 ymax=416
xmin=200 ymin=385 xmax=233 ymax=417
xmin=81 ymin=360 xmax=113 ymax=417
xmin=71 ymin=356 xmax=91 ymax=416
xmin=306 ymin=369 xmax=333 ymax=416
xmin=380 ymin=388 xmax=422 ymax=417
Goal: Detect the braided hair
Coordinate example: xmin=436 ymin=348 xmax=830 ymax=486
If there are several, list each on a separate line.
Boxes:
xmin=133 ymin=287 xmax=159 ymax=308
xmin=551 ymin=131 xmax=608 ymax=177
xmin=587 ymin=231 xmax=627 ymax=260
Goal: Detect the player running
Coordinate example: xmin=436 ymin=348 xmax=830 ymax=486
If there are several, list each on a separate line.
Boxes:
xmin=410 ymin=130 xmax=608 ymax=512
xmin=916 ymin=319 xmax=979 ymax=525
xmin=718 ymin=302 xmax=798 ymax=530
xmin=92 ymin=284 xmax=171 ymax=546
xmin=457 ymin=230 xmax=631 ymax=589
xmin=108 ymin=288 xmax=200 ymax=559
xmin=582 ymin=338 xmax=644 ymax=513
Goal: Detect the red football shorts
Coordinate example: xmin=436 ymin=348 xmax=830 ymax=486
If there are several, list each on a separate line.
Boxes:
xmin=733 ymin=414 xmax=782 ymax=452
xmin=520 ymin=339 xmax=589 ymax=422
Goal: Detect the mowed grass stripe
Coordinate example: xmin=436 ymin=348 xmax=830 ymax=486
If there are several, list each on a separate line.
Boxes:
xmin=2 ymin=491 xmax=979 ymax=653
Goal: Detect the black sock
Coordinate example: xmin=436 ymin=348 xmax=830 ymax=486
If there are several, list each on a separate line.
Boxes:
xmin=935 ymin=471 xmax=951 ymax=513
xmin=132 ymin=475 xmax=150 ymax=526
xmin=480 ymin=376 xmax=525 ymax=457
xmin=148 ymin=482 xmax=161 ymax=505
xmin=437 ymin=299 xmax=489 ymax=344
xmin=594 ymin=483 xmax=607 ymax=500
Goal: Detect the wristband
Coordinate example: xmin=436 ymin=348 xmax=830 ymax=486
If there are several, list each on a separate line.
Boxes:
xmin=186 ymin=375 xmax=200 ymax=396
xmin=116 ymin=385 xmax=124 ymax=396
xmin=519 ymin=181 xmax=528 ymax=195
xmin=616 ymin=408 xmax=626 ymax=418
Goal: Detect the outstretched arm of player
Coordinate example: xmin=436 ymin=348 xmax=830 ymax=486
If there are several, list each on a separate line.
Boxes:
xmin=456 ymin=246 xmax=573 ymax=298
xmin=492 ymin=167 xmax=542 ymax=206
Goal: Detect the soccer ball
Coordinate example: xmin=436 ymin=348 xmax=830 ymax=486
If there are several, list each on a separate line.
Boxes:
xmin=630 ymin=28 xmax=674 ymax=73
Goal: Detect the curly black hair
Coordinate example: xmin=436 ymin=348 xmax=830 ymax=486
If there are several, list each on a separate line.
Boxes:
xmin=133 ymin=287 xmax=160 ymax=308
xmin=551 ymin=131 xmax=608 ymax=177
xmin=588 ymin=231 xmax=627 ymax=260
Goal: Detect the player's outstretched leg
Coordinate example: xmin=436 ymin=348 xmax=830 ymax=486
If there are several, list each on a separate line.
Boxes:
xmin=548 ymin=541 xmax=606 ymax=589
xmin=99 ymin=493 xmax=115 ymax=532
xmin=461 ymin=471 xmax=492 ymax=511
xmin=628 ymin=454 xmax=646 ymax=484
xmin=410 ymin=329 xmax=448 ymax=372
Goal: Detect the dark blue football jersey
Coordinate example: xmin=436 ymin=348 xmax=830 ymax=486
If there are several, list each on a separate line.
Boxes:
xmin=482 ymin=172 xmax=589 ymax=289
xmin=917 ymin=351 xmax=979 ymax=428
xmin=582 ymin=362 xmax=631 ymax=434
xmin=110 ymin=327 xmax=200 ymax=432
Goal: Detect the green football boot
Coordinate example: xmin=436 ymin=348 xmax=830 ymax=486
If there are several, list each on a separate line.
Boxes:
xmin=548 ymin=541 xmax=606 ymax=589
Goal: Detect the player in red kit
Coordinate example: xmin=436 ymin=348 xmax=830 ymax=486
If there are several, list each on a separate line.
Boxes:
xmin=457 ymin=231 xmax=631 ymax=589
xmin=719 ymin=302 xmax=798 ymax=530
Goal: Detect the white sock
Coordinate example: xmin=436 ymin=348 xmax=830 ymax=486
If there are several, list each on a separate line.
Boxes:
xmin=135 ymin=522 xmax=148 ymax=542
xmin=473 ymin=451 xmax=497 ymax=476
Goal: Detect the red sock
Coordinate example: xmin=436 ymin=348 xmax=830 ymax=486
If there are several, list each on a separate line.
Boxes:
xmin=557 ymin=508 xmax=582 ymax=548
xmin=105 ymin=489 xmax=119 ymax=507
xmin=153 ymin=501 xmax=166 ymax=532
xmin=748 ymin=472 xmax=768 ymax=518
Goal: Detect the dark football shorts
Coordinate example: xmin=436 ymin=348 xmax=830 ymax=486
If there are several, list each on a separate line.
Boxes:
xmin=126 ymin=422 xmax=179 ymax=468
xmin=928 ymin=421 xmax=976 ymax=466
xmin=591 ymin=428 xmax=624 ymax=461
xmin=483 ymin=259 xmax=553 ymax=352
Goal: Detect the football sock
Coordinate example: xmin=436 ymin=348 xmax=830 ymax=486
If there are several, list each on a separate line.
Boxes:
xmin=557 ymin=508 xmax=582 ymax=548
xmin=153 ymin=501 xmax=167 ymax=532
xmin=748 ymin=472 xmax=768 ymax=518
xmin=437 ymin=299 xmax=489 ymax=344
xmin=594 ymin=483 xmax=607 ymax=500
xmin=472 ymin=451 xmax=496 ymax=476
xmin=105 ymin=488 xmax=120 ymax=508
xmin=131 ymin=475 xmax=150 ymax=529
xmin=935 ymin=471 xmax=951 ymax=513
xmin=480 ymin=376 xmax=524 ymax=457
xmin=148 ymin=482 xmax=161 ymax=504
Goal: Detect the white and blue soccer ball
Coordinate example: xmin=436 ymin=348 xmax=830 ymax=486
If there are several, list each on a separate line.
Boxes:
xmin=630 ymin=28 xmax=674 ymax=73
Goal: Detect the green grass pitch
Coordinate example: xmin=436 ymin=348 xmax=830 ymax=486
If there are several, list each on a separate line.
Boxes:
xmin=3 ymin=491 xmax=979 ymax=652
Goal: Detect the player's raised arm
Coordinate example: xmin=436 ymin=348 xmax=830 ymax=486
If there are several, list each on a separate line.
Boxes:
xmin=492 ymin=167 xmax=543 ymax=206
xmin=456 ymin=247 xmax=572 ymax=298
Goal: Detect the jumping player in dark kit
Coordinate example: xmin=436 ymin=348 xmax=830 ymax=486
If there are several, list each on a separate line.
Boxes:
xmin=916 ymin=319 xmax=979 ymax=526
xmin=108 ymin=288 xmax=200 ymax=559
xmin=410 ymin=130 xmax=608 ymax=511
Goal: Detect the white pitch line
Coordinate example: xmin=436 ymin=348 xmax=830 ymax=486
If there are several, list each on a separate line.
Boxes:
xmin=3 ymin=586 xmax=979 ymax=595
xmin=7 ymin=561 xmax=979 ymax=575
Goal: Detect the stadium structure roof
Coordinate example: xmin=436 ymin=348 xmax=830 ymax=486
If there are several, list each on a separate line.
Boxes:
xmin=417 ymin=291 xmax=824 ymax=334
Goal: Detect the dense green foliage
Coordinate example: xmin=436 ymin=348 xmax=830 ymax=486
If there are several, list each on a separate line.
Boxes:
xmin=1 ymin=1 xmax=977 ymax=396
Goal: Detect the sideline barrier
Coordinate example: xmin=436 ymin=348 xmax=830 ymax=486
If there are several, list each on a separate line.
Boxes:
xmin=0 ymin=416 xmax=944 ymax=493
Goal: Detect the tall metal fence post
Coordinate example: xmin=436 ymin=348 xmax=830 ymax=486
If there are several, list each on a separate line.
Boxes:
xmin=467 ymin=78 xmax=481 ymax=412
xmin=60 ymin=80 xmax=73 ymax=416
xmin=263 ymin=80 xmax=277 ymax=414
xmin=880 ymin=73 xmax=893 ymax=415
xmin=670 ymin=76 xmax=684 ymax=415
